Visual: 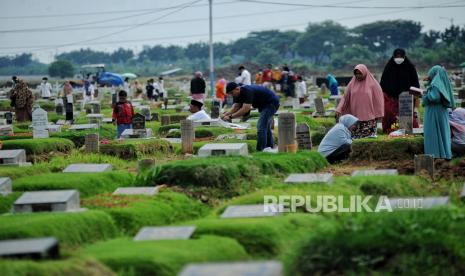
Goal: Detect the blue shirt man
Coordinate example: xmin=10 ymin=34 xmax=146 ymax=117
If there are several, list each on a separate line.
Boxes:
xmin=221 ymin=82 xmax=279 ymax=151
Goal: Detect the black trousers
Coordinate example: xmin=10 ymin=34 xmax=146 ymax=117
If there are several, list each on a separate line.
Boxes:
xmin=326 ymin=143 xmax=351 ymax=164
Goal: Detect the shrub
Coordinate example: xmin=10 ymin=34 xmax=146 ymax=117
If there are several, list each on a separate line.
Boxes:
xmin=350 ymin=137 xmax=424 ymax=161
xmin=13 ymin=172 xmax=135 ymax=197
xmin=291 ymin=208 xmax=465 ymax=275
xmin=0 ymin=211 xmax=119 ymax=248
xmin=1 ymin=138 xmax=74 ymax=155
xmin=83 ymin=236 xmax=248 ymax=276
xmin=0 ymin=165 xmax=50 ymax=179
xmin=0 ymin=192 xmax=21 ymax=214
xmin=82 ymin=190 xmax=209 ymax=235
xmin=0 ymin=258 xmax=114 ymax=276
xmin=100 ymin=139 xmax=174 ymax=159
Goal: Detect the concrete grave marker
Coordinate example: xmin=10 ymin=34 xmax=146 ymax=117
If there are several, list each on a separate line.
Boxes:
xmin=113 ymin=187 xmax=160 ymax=196
xmin=90 ymin=101 xmax=101 ymax=114
xmin=0 ymin=125 xmax=13 ymax=136
xmin=221 ymin=204 xmax=281 ymax=218
xmin=399 ymin=91 xmax=414 ymax=134
xmin=162 ymin=138 xmax=182 ymax=144
xmin=0 ymin=177 xmax=12 ymax=196
xmin=134 ymin=226 xmax=196 ymax=241
xmin=32 ymin=107 xmax=49 ymax=138
xmin=0 ymin=237 xmax=59 ymax=259
xmin=284 ymin=173 xmax=333 ymax=184
xmin=387 ymin=196 xmax=449 ymax=210
xmin=4 ymin=111 xmax=13 ymax=124
xmin=86 ymin=114 xmax=103 ymax=126
xmin=63 ymin=163 xmax=112 ymax=173
xmin=216 ymin=133 xmax=247 ymax=141
xmin=351 ymin=169 xmax=398 ymax=177
xmin=181 ymin=120 xmax=195 ymax=154
xmin=65 ymin=103 xmax=74 ymax=121
xmin=120 ymin=128 xmax=153 ymax=139
xmin=55 ymin=99 xmax=64 ymax=115
xmin=460 ymin=183 xmax=465 ymax=198
xmin=198 ymin=143 xmax=248 ymax=157
xmin=14 ymin=190 xmax=81 ymax=213
xmin=161 ymin=114 xmax=171 ymax=126
xmin=140 ymin=107 xmax=151 ymax=120
xmin=68 ymin=124 xmax=98 ymax=130
xmin=211 ymin=106 xmax=220 ymax=119
xmin=414 ymin=154 xmax=434 ymax=178
xmin=192 ymin=119 xmax=221 ymax=127
xmin=296 ymin=123 xmax=312 ymax=150
xmin=0 ymin=149 xmax=26 ymax=165
xmin=278 ymin=113 xmax=296 ymax=153
xmin=179 ymin=261 xmax=283 ymax=276
xmin=314 ymin=98 xmax=325 ymax=115
xmin=151 ymin=112 xmax=159 ymax=121
xmin=85 ymin=133 xmax=99 ymax=153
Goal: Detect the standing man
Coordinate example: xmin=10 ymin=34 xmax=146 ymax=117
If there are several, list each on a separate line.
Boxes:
xmin=190 ymin=71 xmax=206 ymax=101
xmin=238 ymin=65 xmax=252 ymax=85
xmin=221 ymin=82 xmax=279 ymax=151
xmin=39 ymin=77 xmax=52 ymax=99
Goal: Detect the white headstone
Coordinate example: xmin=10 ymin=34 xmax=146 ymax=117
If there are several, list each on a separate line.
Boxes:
xmin=351 ymin=169 xmax=398 ymax=177
xmin=112 ymin=187 xmax=160 ymax=196
xmin=179 ymin=261 xmax=283 ymax=276
xmin=198 ymin=143 xmax=248 ymax=157
xmin=284 ymin=173 xmax=333 ymax=184
xmin=63 ymin=163 xmax=112 ymax=173
xmin=220 ymin=204 xmax=281 ymax=218
xmin=0 ymin=149 xmax=27 ymax=165
xmin=0 ymin=237 xmax=59 ymax=259
xmin=0 ymin=177 xmax=12 ymax=196
xmin=32 ymin=107 xmax=49 ymax=138
xmin=192 ymin=119 xmax=222 ymax=127
xmin=14 ymin=190 xmax=81 ymax=213
xmin=134 ymin=226 xmax=196 ymax=241
xmin=68 ymin=124 xmax=98 ymax=130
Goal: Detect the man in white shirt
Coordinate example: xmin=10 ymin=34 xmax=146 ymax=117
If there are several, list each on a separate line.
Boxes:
xmin=39 ymin=77 xmax=53 ymax=99
xmin=187 ymin=99 xmax=211 ymax=121
xmin=238 ymin=65 xmax=251 ymax=85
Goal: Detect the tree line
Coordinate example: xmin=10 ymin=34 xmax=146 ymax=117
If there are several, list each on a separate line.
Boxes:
xmin=1 ymin=20 xmax=464 ymax=77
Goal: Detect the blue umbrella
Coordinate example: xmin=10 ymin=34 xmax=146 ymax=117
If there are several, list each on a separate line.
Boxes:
xmin=99 ymin=72 xmax=124 ymax=86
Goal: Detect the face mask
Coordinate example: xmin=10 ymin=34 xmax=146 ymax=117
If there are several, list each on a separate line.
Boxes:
xmin=394 ymin=58 xmax=404 ymax=65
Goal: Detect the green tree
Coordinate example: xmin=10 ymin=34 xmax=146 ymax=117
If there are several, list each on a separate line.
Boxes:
xmin=254 ymin=48 xmax=281 ymax=66
xmin=48 ymin=60 xmax=75 ymax=78
xmin=293 ymin=21 xmax=348 ymax=64
xmin=330 ymin=45 xmax=375 ymax=69
xmin=353 ymin=20 xmax=422 ymax=54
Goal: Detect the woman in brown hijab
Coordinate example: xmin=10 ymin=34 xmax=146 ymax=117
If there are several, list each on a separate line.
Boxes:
xmin=10 ymin=79 xmax=33 ymax=122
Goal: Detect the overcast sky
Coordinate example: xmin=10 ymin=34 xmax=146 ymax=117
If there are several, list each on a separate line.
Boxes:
xmin=1 ymin=0 xmax=464 ymax=63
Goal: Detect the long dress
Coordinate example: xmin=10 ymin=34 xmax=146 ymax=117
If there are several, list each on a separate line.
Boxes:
xmin=422 ymin=86 xmax=452 ymax=159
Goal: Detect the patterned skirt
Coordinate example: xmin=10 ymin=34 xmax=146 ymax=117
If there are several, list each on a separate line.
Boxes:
xmin=352 ymin=119 xmax=377 ymax=139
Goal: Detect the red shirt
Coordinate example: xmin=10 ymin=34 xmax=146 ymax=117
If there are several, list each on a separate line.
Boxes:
xmin=262 ymin=69 xmax=272 ymax=82
xmin=112 ymin=101 xmax=134 ymax=124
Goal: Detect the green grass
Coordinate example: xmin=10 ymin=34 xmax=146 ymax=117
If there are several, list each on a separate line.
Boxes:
xmin=44 ymin=151 xmax=133 ymax=171
xmin=289 ymin=207 xmax=465 ymax=275
xmin=1 ymin=138 xmax=75 ymax=155
xmin=350 ymin=137 xmax=424 ymax=161
xmin=0 ymin=192 xmax=21 ymax=214
xmin=82 ymin=190 xmax=209 ymax=235
xmin=0 ymin=211 xmax=119 ymax=249
xmin=0 ymin=165 xmax=50 ymax=179
xmin=82 ymin=235 xmax=249 ymax=276
xmin=13 ymin=172 xmax=135 ymax=197
xmin=100 ymin=139 xmax=174 ymax=159
xmin=0 ymin=258 xmax=115 ymax=276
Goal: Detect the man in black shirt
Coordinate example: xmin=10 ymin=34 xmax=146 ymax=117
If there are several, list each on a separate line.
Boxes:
xmin=221 ymin=82 xmax=280 ymax=151
xmin=190 ymin=71 xmax=206 ymax=101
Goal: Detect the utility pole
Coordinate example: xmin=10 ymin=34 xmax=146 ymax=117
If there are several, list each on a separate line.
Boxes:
xmin=209 ymin=0 xmax=215 ymax=97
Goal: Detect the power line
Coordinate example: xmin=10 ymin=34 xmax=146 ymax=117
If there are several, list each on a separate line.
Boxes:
xmin=237 ymin=0 xmax=465 ymax=9
xmin=0 ymin=0 xmax=237 ymax=20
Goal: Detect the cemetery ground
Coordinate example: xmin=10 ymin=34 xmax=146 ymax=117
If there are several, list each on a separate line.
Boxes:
xmin=1 ymin=84 xmax=465 ymax=275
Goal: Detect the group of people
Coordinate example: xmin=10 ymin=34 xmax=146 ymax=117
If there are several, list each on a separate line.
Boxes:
xmin=318 ymin=48 xmax=462 ymax=163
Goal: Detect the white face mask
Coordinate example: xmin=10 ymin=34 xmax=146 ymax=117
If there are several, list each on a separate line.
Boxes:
xmin=394 ymin=58 xmax=404 ymax=65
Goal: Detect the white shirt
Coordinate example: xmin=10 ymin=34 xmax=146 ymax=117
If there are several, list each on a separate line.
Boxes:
xmin=83 ymin=84 xmax=95 ymax=99
xmin=39 ymin=82 xmax=52 ymax=98
xmin=296 ymin=81 xmax=307 ymax=98
xmin=240 ymin=70 xmax=251 ymax=85
xmin=187 ymin=109 xmax=211 ymax=121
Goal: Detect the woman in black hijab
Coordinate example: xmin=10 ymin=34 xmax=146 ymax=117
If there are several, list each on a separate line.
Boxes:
xmin=380 ymin=48 xmax=420 ymax=133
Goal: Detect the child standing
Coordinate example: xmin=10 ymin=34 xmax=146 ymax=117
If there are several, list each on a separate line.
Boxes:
xmin=112 ymin=90 xmax=134 ymax=138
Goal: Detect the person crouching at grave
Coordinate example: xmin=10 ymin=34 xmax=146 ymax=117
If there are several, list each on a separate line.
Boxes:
xmin=112 ymin=90 xmax=134 ymax=138
xmin=326 ymin=74 xmax=339 ymax=96
xmin=422 ymin=65 xmax=454 ymax=159
xmin=336 ymin=64 xmax=384 ymax=138
xmin=10 ymin=79 xmax=33 ymax=122
xmin=318 ymin=114 xmax=358 ymax=164
xmin=222 ymin=82 xmax=280 ymax=151
xmin=187 ymin=99 xmax=211 ymax=121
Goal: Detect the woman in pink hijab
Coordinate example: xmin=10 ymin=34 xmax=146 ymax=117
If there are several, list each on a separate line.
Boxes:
xmin=336 ymin=64 xmax=384 ymax=138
